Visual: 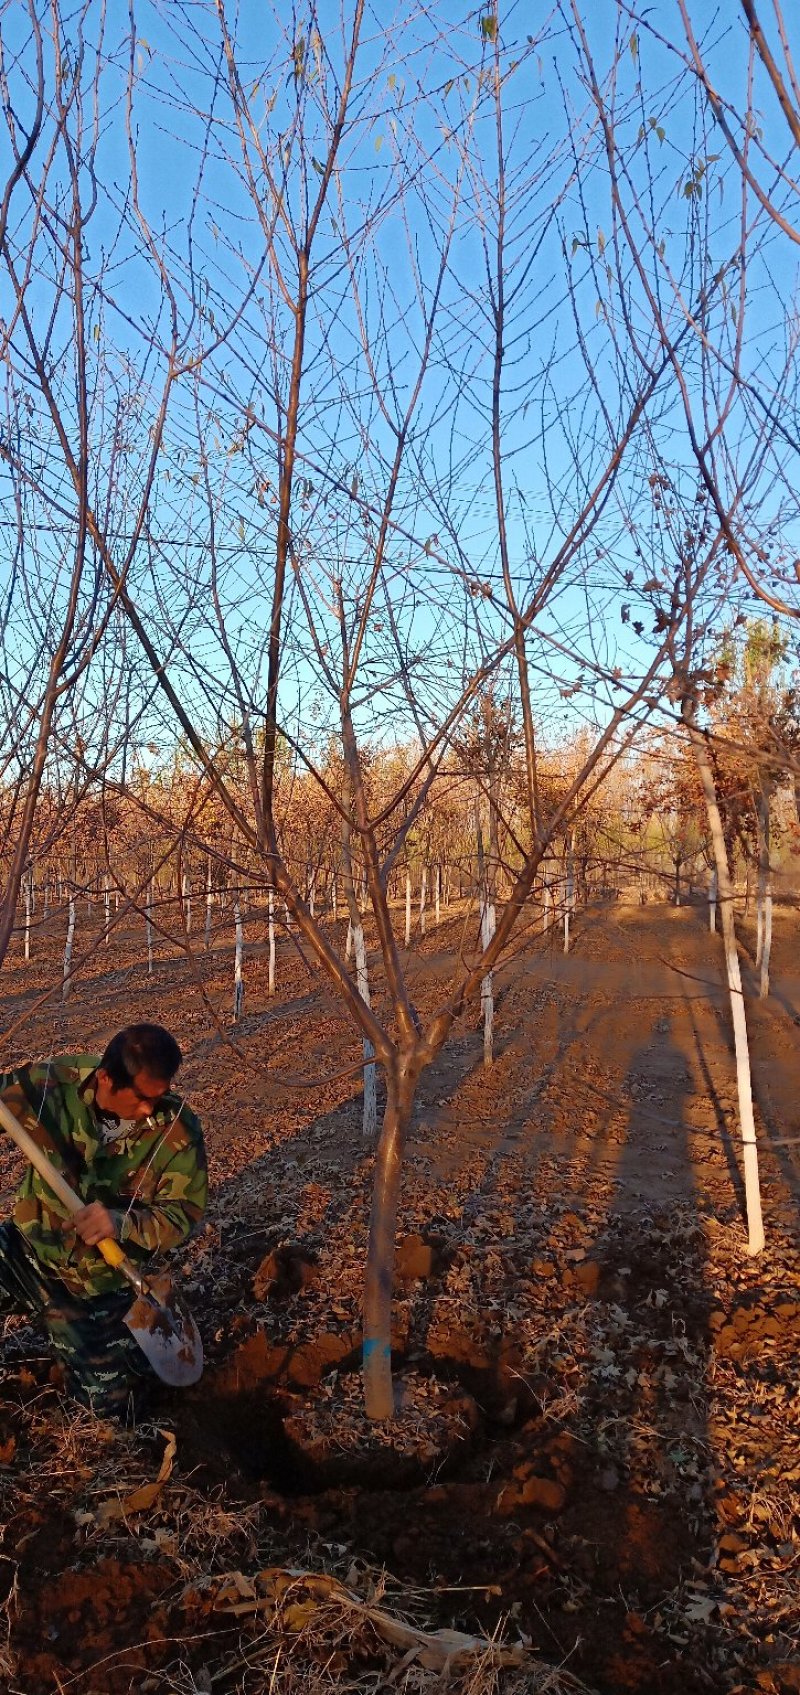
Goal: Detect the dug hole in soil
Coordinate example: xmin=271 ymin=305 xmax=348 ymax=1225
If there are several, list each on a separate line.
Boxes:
xmin=172 ymin=1222 xmax=719 ymax=1695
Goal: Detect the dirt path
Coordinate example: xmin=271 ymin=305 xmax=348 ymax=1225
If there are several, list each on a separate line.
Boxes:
xmin=410 ymin=900 xmax=799 ymax=1225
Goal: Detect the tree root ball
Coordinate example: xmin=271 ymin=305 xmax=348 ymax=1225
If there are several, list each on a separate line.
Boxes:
xmin=281 ymin=1369 xmax=482 ymax=1489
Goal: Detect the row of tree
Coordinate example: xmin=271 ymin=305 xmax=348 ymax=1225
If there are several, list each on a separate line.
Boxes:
xmin=9 ymin=622 xmax=799 ymax=957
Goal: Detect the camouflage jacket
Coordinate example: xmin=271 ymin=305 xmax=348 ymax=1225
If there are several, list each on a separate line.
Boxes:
xmin=0 ymin=1054 xmax=207 ymax=1298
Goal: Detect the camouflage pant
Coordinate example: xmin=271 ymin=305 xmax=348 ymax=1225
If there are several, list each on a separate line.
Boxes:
xmin=0 ymin=1220 xmax=154 ymax=1418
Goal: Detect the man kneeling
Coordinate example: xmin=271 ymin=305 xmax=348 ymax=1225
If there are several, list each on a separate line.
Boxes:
xmin=0 ymin=1024 xmax=207 ymax=1419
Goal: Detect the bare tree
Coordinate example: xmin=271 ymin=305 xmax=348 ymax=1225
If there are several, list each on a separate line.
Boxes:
xmin=682 ymin=699 xmax=765 ymax=1255
xmin=4 ymin=2 xmax=792 ymax=1421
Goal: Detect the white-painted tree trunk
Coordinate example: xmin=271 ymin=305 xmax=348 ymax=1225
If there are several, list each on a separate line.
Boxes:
xmin=755 ymin=872 xmax=764 ymax=965
xmin=268 ymin=888 xmax=276 ymax=995
xmin=62 ymin=897 xmax=75 ymax=1002
xmin=233 ymin=900 xmax=244 ymax=1021
xmin=103 ymin=874 xmax=111 ymax=945
xmin=481 ymin=894 xmax=496 ymax=1067
xmin=435 ymin=863 xmax=441 ymax=925
xmin=345 ymin=918 xmax=353 ymax=961
xmin=405 ymin=871 xmax=412 ymax=946
xmin=182 ymin=871 xmax=191 ymax=934
xmin=353 ymin=919 xmax=376 ymax=1139
xmin=686 ymin=716 xmax=765 ymax=1255
xmin=308 ymin=870 xmax=316 ymax=918
xmin=419 ymin=865 xmax=427 ymax=936
xmin=542 ymin=879 xmax=553 ymax=934
xmin=332 ymin=876 xmax=338 ymax=924
xmin=146 ymin=883 xmax=154 ymax=977
xmin=709 ymin=869 xmax=717 ymax=934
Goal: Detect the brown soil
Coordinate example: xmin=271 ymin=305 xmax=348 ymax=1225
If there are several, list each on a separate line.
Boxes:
xmin=1 ymin=894 xmax=800 ymax=1694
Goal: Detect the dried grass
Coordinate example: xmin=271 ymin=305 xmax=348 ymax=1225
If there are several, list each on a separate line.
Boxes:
xmin=164 ymin=1565 xmax=596 ymax=1695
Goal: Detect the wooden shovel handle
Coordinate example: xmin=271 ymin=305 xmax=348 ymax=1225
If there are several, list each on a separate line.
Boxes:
xmin=0 ymin=1094 xmax=85 ymax=1214
xmin=0 ymin=1095 xmax=129 ymax=1272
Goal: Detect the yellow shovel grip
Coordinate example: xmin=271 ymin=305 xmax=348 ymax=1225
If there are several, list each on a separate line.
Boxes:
xmin=97 ymin=1237 xmax=127 ymax=1269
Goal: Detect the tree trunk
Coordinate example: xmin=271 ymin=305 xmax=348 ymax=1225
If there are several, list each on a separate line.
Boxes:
xmin=481 ymin=895 xmax=496 ymax=1066
xmin=340 ymin=811 xmax=375 ymax=1141
xmin=23 ymin=870 xmax=32 ymax=963
xmin=405 ymin=870 xmax=412 ymax=946
xmin=268 ymin=888 xmax=276 ymax=995
xmin=542 ymin=875 xmax=553 ymax=934
xmin=709 ymin=868 xmax=717 ymax=933
xmin=62 ymin=897 xmax=75 ymax=1002
xmin=435 ymin=863 xmax=441 ymax=925
xmin=685 ymin=711 xmax=765 ymax=1255
xmin=233 ymin=899 xmax=244 ymax=1020
xmin=146 ymin=882 xmax=154 ymax=976
xmin=363 ymin=1057 xmax=417 ymax=1419
xmin=756 ymin=783 xmax=772 ymax=998
xmin=761 ymin=882 xmax=773 ymax=1000
xmin=205 ymin=859 xmax=213 ymax=949
xmin=563 ymin=837 xmax=575 ymax=955
xmin=353 ymin=920 xmax=376 ymax=1139
xmin=474 ymin=793 xmax=497 ymax=1064
xmin=419 ymin=865 xmax=427 ymax=936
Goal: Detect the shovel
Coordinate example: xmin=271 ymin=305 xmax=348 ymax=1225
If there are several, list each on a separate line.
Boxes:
xmin=0 ymin=1097 xmax=203 ymax=1386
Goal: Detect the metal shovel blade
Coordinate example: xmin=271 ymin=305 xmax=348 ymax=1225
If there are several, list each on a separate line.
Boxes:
xmin=123 ymin=1272 xmax=204 ymax=1386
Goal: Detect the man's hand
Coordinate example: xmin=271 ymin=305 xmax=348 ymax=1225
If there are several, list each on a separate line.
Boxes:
xmin=72 ymin=1202 xmax=118 ymax=1245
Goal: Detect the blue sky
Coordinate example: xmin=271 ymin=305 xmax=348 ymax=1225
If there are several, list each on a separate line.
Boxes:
xmin=1 ymin=0 xmax=799 ymax=779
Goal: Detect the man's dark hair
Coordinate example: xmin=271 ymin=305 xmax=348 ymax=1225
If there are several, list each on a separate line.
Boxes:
xmin=99 ymin=1024 xmax=182 ymax=1089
